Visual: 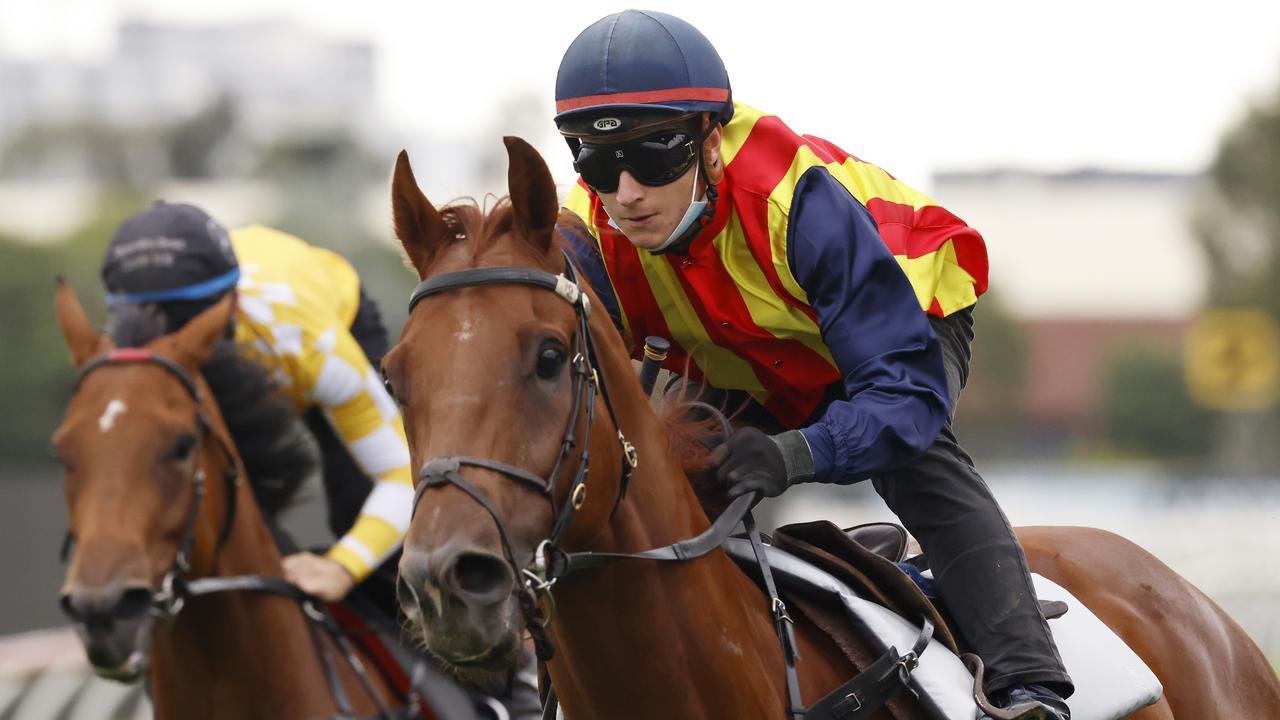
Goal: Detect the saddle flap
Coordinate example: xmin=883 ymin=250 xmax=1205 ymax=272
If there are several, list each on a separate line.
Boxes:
xmin=773 ymin=520 xmax=959 ymax=653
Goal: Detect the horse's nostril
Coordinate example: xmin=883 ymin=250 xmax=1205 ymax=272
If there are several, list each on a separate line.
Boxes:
xmin=396 ymin=574 xmax=420 ymax=612
xmin=450 ymin=552 xmax=513 ymax=602
xmin=115 ymin=587 xmax=153 ymax=620
xmin=60 ymin=593 xmax=83 ymax=622
xmin=62 ymin=583 xmax=153 ymax=627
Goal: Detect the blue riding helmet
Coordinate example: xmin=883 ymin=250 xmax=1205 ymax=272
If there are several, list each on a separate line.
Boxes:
xmin=555 ymin=10 xmax=733 ymax=136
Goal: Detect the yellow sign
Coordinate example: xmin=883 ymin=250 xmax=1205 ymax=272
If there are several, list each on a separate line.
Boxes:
xmin=1184 ymin=309 xmax=1280 ymax=411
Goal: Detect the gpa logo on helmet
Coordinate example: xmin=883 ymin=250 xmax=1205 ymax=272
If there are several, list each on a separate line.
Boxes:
xmin=593 ymin=117 xmax=622 ymax=132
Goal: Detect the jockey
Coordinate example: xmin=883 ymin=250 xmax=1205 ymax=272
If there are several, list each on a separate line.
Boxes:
xmin=99 ymin=202 xmax=413 ymax=604
xmin=554 ymin=10 xmax=1073 ymax=720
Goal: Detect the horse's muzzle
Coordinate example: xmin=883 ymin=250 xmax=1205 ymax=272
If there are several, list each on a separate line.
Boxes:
xmin=397 ymin=546 xmax=523 ymax=670
xmin=61 ymin=581 xmax=155 ymax=682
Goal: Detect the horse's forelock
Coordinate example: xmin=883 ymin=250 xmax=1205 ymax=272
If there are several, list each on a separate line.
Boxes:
xmin=435 ymin=197 xmax=562 ymax=270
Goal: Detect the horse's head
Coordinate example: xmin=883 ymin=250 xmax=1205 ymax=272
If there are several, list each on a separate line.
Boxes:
xmin=52 ymin=281 xmax=234 ymax=681
xmin=386 ymin=139 xmax=631 ymax=670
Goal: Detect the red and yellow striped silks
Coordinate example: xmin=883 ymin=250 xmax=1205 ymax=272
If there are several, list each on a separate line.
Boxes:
xmin=564 ymin=103 xmax=988 ymax=426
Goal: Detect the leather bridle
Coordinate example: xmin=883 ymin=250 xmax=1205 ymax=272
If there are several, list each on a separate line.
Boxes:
xmin=405 ymin=253 xmax=637 ymax=659
xmin=64 ymin=347 xmax=447 ymax=720
xmin=67 ymin=347 xmax=241 ymax=617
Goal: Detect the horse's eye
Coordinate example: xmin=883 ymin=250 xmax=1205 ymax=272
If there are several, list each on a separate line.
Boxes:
xmin=381 ymin=371 xmax=398 ymax=403
xmin=172 ymin=433 xmax=197 ymax=461
xmin=536 ymin=345 xmax=567 ymax=380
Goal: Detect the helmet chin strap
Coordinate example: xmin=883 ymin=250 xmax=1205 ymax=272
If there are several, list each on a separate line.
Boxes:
xmin=648 ymin=162 xmax=707 ymax=253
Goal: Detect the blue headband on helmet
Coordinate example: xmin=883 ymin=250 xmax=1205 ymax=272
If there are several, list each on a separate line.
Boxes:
xmin=104 ymin=267 xmax=241 ymax=307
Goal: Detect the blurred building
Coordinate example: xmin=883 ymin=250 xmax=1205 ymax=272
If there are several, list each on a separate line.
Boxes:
xmin=0 ymin=18 xmax=375 ymax=143
xmin=936 ymin=169 xmax=1206 ymax=320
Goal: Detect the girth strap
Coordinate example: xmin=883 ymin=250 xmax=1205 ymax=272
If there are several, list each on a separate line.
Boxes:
xmin=804 ymin=616 xmax=934 ymax=720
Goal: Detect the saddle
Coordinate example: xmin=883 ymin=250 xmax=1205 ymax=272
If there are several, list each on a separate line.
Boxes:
xmin=728 ymin=520 xmax=1161 ymax=720
xmin=774 ymin=521 xmax=960 ymax=657
xmin=732 ymin=520 xmax=1080 ymax=717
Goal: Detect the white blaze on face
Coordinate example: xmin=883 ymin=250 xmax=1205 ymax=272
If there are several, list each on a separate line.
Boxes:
xmin=98 ymin=399 xmax=127 ymax=433
xmin=454 ymin=316 xmax=475 ymax=344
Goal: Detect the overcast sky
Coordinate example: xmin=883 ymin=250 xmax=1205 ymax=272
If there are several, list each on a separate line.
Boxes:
xmin=3 ymin=0 xmax=1280 ymax=186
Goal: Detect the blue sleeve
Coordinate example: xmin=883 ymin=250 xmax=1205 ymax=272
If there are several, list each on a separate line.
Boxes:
xmin=557 ymin=218 xmax=625 ymax=335
xmin=787 ymin=167 xmax=950 ymax=484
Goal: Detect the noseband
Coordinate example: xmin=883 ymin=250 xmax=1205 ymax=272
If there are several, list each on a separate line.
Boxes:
xmin=406 ymin=253 xmax=636 ymax=659
xmin=69 ymin=348 xmax=241 ymax=617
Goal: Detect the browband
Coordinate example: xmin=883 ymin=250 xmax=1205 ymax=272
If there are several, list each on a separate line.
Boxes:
xmin=76 ymin=348 xmax=202 ymax=401
xmin=408 ymin=267 xmax=591 ymax=318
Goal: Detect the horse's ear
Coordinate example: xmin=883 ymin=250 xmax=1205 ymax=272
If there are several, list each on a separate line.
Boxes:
xmin=392 ymin=150 xmax=449 ymax=277
xmin=504 ymin=137 xmax=558 ymax=252
xmin=55 ymin=279 xmax=109 ymax=367
xmin=162 ymin=294 xmax=234 ymax=368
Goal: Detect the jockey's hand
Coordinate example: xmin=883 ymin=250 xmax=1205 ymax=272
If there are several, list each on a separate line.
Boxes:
xmin=709 ymin=427 xmax=791 ymax=500
xmin=282 ymin=552 xmax=356 ymax=602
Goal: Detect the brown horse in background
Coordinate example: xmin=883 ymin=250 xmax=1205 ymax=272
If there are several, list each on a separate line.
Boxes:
xmin=50 ymin=284 xmax=438 ymax=720
xmin=384 ymin=137 xmax=1280 ymax=719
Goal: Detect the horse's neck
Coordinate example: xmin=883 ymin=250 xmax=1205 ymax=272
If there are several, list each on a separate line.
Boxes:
xmin=147 ymin=446 xmax=333 ymax=718
xmin=547 ymin=338 xmax=792 ymax=717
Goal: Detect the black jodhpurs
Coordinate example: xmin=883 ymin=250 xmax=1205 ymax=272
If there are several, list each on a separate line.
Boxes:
xmin=670 ymin=307 xmax=1073 ymax=695
xmin=874 ymin=308 xmax=1072 ymax=694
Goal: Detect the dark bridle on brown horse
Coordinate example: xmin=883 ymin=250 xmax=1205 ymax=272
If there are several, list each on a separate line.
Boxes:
xmin=62 ymin=347 xmax=240 ymax=619
xmin=52 ymin=287 xmax=477 ymax=720
xmin=406 ymin=257 xmax=633 ymax=645
xmin=400 ymin=246 xmax=936 ymax=720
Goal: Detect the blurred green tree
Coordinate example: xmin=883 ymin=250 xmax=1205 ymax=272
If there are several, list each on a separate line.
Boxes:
xmin=954 ymin=291 xmax=1030 ymax=458
xmin=1195 ymin=89 xmax=1280 ymax=313
xmin=0 ymin=193 xmax=146 ymax=459
xmin=168 ymin=94 xmax=238 ymax=178
xmin=1191 ymin=72 xmax=1280 ymax=473
xmin=1100 ymin=348 xmax=1213 ymax=463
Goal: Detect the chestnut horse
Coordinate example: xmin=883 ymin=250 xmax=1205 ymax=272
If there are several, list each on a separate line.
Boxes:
xmin=384 ymin=138 xmax=1280 ymax=719
xmin=50 ymin=284 xmax=463 ymax=719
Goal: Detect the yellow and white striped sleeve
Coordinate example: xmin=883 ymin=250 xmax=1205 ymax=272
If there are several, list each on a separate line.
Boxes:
xmin=303 ymin=325 xmax=413 ymax=581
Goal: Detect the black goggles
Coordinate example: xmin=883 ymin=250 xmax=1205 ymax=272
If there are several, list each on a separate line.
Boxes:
xmin=570 ymin=126 xmax=711 ymax=194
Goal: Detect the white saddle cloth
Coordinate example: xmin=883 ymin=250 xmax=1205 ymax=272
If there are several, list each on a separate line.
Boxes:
xmin=723 ymin=538 xmax=1163 ymax=719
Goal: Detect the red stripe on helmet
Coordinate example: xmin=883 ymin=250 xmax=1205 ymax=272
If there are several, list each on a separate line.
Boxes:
xmin=556 ymin=87 xmax=729 ymax=113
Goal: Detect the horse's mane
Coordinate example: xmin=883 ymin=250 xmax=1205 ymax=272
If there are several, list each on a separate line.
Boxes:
xmin=655 ymin=376 xmax=741 ymax=518
xmin=108 ymin=303 xmax=315 ymax=517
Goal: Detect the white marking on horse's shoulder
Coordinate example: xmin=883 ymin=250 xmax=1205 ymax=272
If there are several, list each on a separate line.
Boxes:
xmin=98 ymin=399 xmax=127 ymax=433
xmin=720 ymin=632 xmax=744 ymax=657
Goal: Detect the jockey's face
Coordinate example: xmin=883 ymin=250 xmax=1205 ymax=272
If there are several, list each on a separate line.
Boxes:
xmin=595 ymin=124 xmax=723 ymax=250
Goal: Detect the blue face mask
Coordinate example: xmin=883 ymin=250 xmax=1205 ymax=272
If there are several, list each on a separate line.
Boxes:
xmin=605 ymin=163 xmax=708 ymax=252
